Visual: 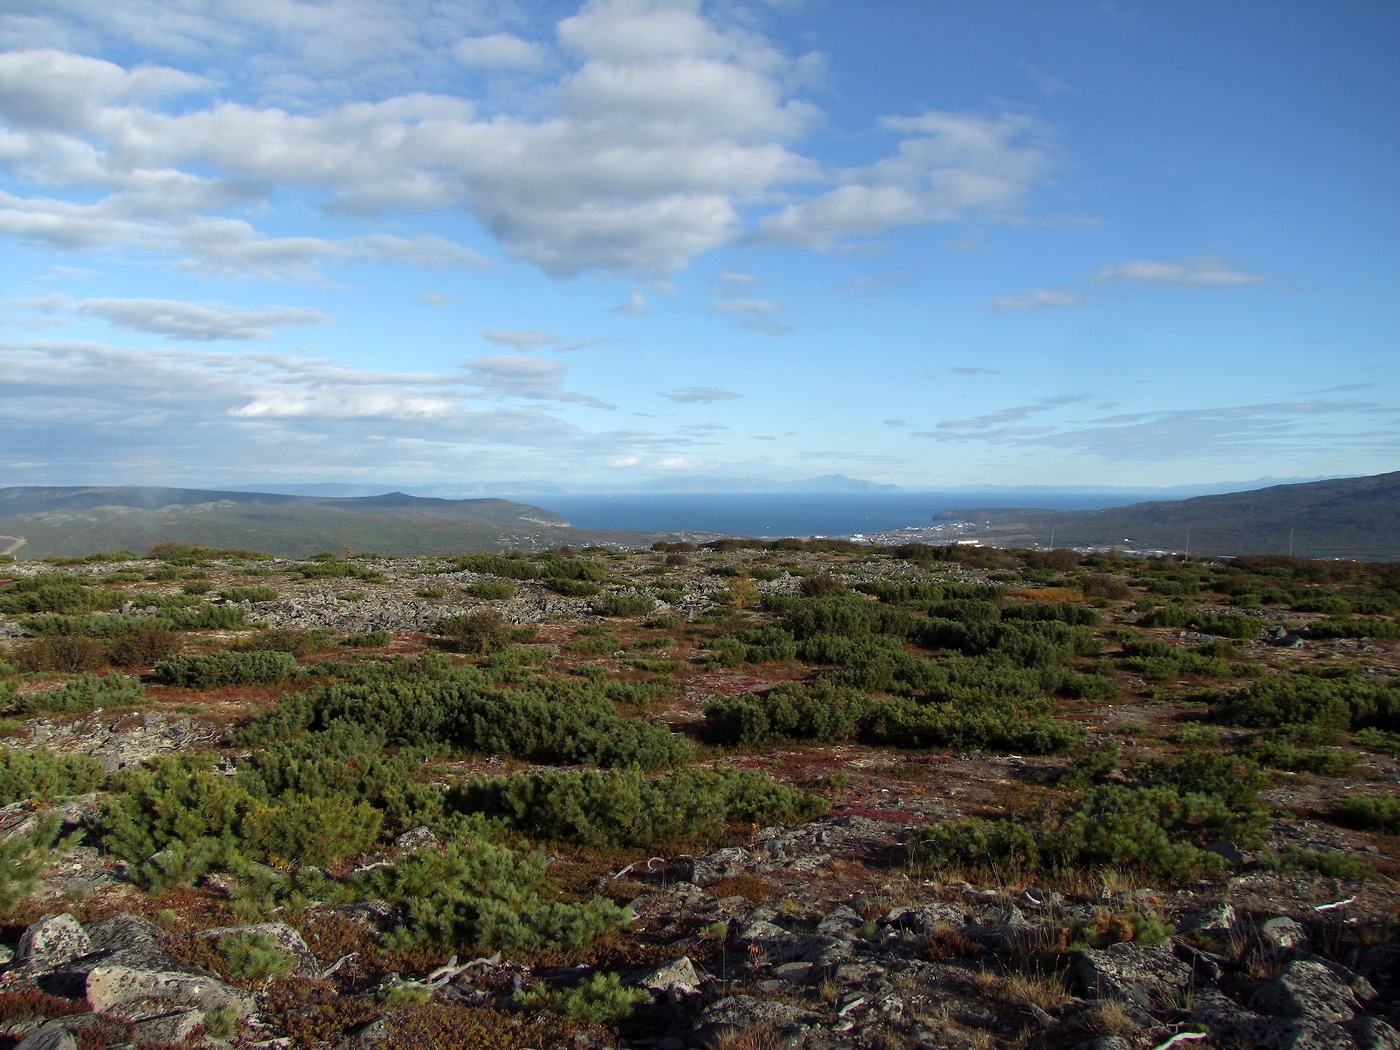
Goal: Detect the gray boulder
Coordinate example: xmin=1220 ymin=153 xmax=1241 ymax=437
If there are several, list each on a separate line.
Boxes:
xmin=1250 ymin=957 xmax=1359 ymax=1024
xmin=1073 ymin=942 xmax=1196 ymax=1009
xmin=693 ymin=995 xmax=819 ymax=1047
xmin=13 ymin=914 xmax=91 ymax=973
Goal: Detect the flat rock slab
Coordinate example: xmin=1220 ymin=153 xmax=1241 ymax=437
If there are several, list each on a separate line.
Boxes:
xmin=81 ymin=964 xmax=253 ymax=1020
xmin=1250 ymin=957 xmax=1358 ymax=1024
xmin=693 ymin=995 xmax=820 ymax=1048
xmin=1073 ymin=942 xmax=1196 ymax=1009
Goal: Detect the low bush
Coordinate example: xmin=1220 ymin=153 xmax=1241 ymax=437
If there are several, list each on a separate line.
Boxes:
xmin=454 ymin=766 xmax=827 ymax=849
xmin=0 ymin=748 xmax=106 ymax=804
xmin=219 ymin=586 xmax=279 ymax=603
xmin=435 ymin=610 xmax=513 ymax=654
xmin=467 ymin=581 xmax=516 ymax=600
xmin=156 ymin=649 xmax=301 ymax=689
xmin=215 ymin=932 xmax=296 ymax=982
xmin=343 ymin=630 xmax=393 ymax=648
xmin=104 ymin=626 xmax=180 ymax=667
xmin=590 ymin=593 xmax=655 ymax=617
xmin=515 ymin=972 xmax=649 ymax=1026
xmin=13 ymin=673 xmax=143 ymax=715
xmin=1334 ymin=794 xmax=1400 ymax=834
xmin=9 ymin=635 xmax=107 ymax=673
xmin=230 ymin=628 xmax=334 ymax=656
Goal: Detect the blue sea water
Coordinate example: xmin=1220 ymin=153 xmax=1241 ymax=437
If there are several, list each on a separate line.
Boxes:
xmin=529 ymin=490 xmax=1163 ymax=538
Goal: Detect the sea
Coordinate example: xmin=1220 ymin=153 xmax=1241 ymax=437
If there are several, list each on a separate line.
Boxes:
xmin=527 ymin=490 xmax=1165 ymax=539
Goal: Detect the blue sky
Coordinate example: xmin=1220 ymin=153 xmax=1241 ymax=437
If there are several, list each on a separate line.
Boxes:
xmin=1 ymin=0 xmax=1396 ymax=491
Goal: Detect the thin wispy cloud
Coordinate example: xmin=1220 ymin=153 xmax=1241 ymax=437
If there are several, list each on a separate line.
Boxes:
xmin=1093 ymin=254 xmax=1270 ymax=288
xmin=660 ymin=387 xmax=744 ymax=404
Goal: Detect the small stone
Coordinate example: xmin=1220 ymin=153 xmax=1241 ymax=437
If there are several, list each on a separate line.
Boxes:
xmin=1260 ymin=916 xmax=1308 ymax=949
xmin=393 ymin=826 xmax=438 ymax=851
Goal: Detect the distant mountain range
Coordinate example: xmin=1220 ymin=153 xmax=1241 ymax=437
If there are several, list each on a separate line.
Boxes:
xmin=222 ymin=473 xmax=1334 ymax=499
xmin=0 ymin=486 xmax=686 ymax=560
xmin=939 ymin=471 xmax=1400 ymax=560
xmin=1 ymin=472 xmax=1392 ymax=560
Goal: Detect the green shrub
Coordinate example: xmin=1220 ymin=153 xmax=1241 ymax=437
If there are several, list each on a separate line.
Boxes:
xmin=591 ymin=593 xmax=655 ymax=617
xmin=0 ymin=575 xmax=125 ymax=616
xmin=155 ymin=649 xmax=301 ymax=689
xmin=219 ymin=586 xmax=279 ymax=603
xmin=13 ymin=673 xmax=143 ymax=715
xmin=1261 ymin=847 xmax=1373 ymax=879
xmin=215 ymin=932 xmax=295 ymax=982
xmin=0 ymin=748 xmax=106 ymax=804
xmin=353 ymin=821 xmax=629 ymax=953
xmin=243 ymin=792 xmax=384 ymax=865
xmin=544 ymin=578 xmax=601 ymax=597
xmin=298 ymin=560 xmax=388 ymax=583
xmin=343 ymin=630 xmax=393 ymax=648
xmin=467 ymin=581 xmax=515 ymax=600
xmin=454 ymin=766 xmax=826 ymax=849
xmin=0 ymin=819 xmax=58 ymax=916
xmin=230 ymin=628 xmax=333 ymax=657
xmin=515 ymin=972 xmax=649 ymax=1026
xmin=1334 ymin=794 xmax=1400 ymax=834
xmin=435 ymin=610 xmax=512 ymax=654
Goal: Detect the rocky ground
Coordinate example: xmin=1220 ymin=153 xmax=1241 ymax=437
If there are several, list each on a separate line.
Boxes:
xmin=0 ymin=545 xmax=1396 ymax=1050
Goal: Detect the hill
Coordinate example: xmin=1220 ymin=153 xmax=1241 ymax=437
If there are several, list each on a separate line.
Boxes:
xmin=938 ymin=470 xmax=1400 ymax=560
xmin=0 ymin=486 xmax=689 ymax=559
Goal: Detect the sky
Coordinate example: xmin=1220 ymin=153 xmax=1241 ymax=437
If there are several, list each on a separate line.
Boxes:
xmin=1 ymin=0 xmax=1397 ymax=492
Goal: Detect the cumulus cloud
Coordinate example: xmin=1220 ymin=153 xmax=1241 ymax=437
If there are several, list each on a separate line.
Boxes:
xmin=1092 ymin=254 xmax=1270 ymax=288
xmin=660 ymin=386 xmax=743 ymax=404
xmin=0 ymin=3 xmax=1060 ymax=281
xmin=986 ymin=287 xmax=1088 ymax=312
xmin=754 ymin=110 xmax=1054 ymax=248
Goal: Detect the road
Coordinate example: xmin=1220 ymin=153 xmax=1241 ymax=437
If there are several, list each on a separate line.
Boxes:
xmin=0 ymin=535 xmax=25 ymax=557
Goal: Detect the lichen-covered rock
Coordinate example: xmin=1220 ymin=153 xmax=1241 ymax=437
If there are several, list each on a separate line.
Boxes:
xmin=80 ymin=964 xmax=253 ymax=1020
xmin=1260 ymin=916 xmax=1308 ymax=949
xmin=689 ymin=847 xmax=757 ymax=886
xmin=693 ymin=995 xmax=819 ymax=1047
xmin=130 ymin=1009 xmax=205 ymax=1045
xmin=13 ymin=914 xmax=91 ymax=973
xmin=13 ymin=1027 xmax=77 ymax=1050
xmin=1072 ymin=942 xmax=1196 ymax=1009
xmin=628 ymin=956 xmax=703 ymax=995
xmin=1250 ymin=957 xmax=1359 ymax=1024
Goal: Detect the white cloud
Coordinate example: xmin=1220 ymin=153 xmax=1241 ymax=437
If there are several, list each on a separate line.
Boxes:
xmin=0 ymin=6 xmax=1062 ymax=280
xmin=754 ymin=110 xmax=1054 ymax=248
xmin=420 ymin=290 xmax=455 ymax=305
xmin=611 ymin=286 xmax=648 ymax=315
xmin=0 ymin=337 xmax=665 ymax=483
xmin=74 ymin=297 xmax=331 ymax=340
xmin=986 ymin=287 xmax=1088 ymax=312
xmin=482 ymin=328 xmax=560 ymax=352
xmin=660 ymin=386 xmax=743 ymax=404
xmin=1092 ymin=254 xmax=1270 ymax=288
xmin=454 ymin=33 xmax=548 ymax=70
xmin=711 ymin=297 xmax=781 ymax=315
xmin=461 ymin=354 xmax=615 ymax=409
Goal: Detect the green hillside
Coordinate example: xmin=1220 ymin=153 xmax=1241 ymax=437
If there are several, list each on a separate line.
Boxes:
xmin=0 ymin=486 xmax=666 ymax=559
xmin=940 ymin=470 xmax=1400 ymax=560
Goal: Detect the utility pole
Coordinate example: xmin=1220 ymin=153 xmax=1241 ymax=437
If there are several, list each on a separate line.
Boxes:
xmin=1184 ymin=525 xmax=1191 ymax=559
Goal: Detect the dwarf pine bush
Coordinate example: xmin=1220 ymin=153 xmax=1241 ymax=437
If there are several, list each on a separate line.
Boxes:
xmin=156 ymin=649 xmax=300 ymax=688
